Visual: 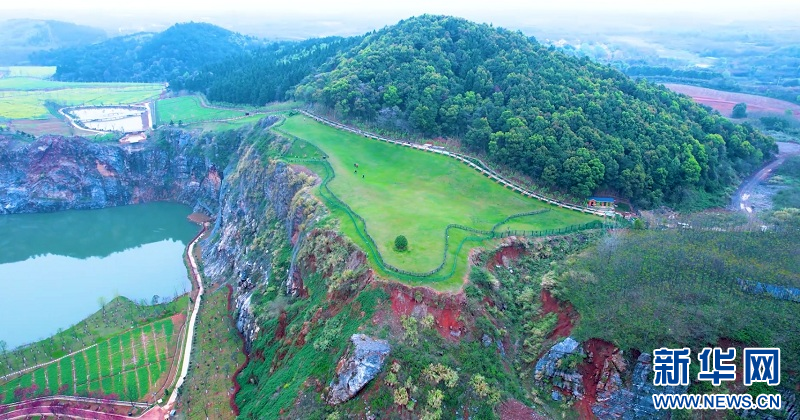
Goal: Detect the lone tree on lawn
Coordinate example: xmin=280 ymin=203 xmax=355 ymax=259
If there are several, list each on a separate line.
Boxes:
xmin=394 ymin=235 xmax=408 ymax=251
xmin=732 ymin=102 xmax=747 ymax=118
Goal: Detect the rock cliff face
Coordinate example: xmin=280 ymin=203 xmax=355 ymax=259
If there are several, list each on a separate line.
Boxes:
xmin=0 ymin=133 xmax=220 ymax=214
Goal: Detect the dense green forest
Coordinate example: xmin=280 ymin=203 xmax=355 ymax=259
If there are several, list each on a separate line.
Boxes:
xmin=168 ymin=36 xmax=362 ymax=105
xmin=31 ymin=22 xmax=261 ymax=82
xmin=292 ymin=15 xmax=775 ymax=208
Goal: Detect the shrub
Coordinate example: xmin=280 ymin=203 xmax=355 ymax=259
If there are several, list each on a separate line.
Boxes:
xmin=394 ymin=235 xmax=408 ymax=251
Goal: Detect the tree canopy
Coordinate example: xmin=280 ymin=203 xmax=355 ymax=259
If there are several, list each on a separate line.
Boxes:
xmin=293 ymin=15 xmax=776 ymax=208
xmin=31 ymin=22 xmax=261 ymax=82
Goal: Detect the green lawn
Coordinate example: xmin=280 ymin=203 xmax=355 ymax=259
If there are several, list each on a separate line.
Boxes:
xmin=0 ymin=78 xmax=163 ymax=119
xmin=155 ymin=95 xmax=246 ymax=125
xmin=0 ymin=318 xmax=181 ymax=403
xmin=277 ymin=114 xmax=600 ymax=288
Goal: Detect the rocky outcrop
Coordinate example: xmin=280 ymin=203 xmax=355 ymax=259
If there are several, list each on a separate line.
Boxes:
xmin=0 ymin=133 xmax=220 ymax=215
xmin=535 ymin=338 xmax=689 ymax=419
xmin=592 ymin=353 xmax=688 ymax=419
xmin=327 ymin=334 xmax=391 ymax=405
xmin=534 ymin=337 xmax=585 ymax=399
xmin=738 ymin=278 xmax=800 ymax=303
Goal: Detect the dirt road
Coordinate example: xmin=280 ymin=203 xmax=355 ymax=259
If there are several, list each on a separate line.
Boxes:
xmin=730 ymin=142 xmax=800 ymax=217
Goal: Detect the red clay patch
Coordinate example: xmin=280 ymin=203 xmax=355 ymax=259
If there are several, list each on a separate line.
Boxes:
xmin=665 ymin=83 xmax=800 ymax=119
xmin=171 ymin=312 xmax=187 ymax=328
xmin=488 ymin=245 xmax=526 ymax=273
xmin=540 ymin=289 xmax=577 ymax=339
xmin=498 ymin=399 xmax=549 ymax=420
xmin=389 ymin=285 xmax=465 ymax=341
xmin=575 ymin=339 xmax=619 ymax=420
xmin=274 ymin=311 xmax=288 ymax=341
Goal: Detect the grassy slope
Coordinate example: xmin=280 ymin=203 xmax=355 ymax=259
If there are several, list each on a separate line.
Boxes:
xmin=155 ymin=95 xmax=245 ymax=125
xmin=279 ymin=114 xmax=598 ymax=287
xmin=0 ymin=78 xmax=163 ymax=119
xmin=771 ymin=155 xmax=800 ymax=209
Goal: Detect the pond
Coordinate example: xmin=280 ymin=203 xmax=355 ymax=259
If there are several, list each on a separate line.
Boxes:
xmin=0 ymin=202 xmax=199 ymax=349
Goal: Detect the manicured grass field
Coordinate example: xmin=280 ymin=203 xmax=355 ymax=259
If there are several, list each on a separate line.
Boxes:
xmin=155 ymin=95 xmax=245 ymax=125
xmin=0 ymin=78 xmax=163 ymax=119
xmin=0 ymin=317 xmax=183 ymax=403
xmin=278 ymin=115 xmax=599 ymax=288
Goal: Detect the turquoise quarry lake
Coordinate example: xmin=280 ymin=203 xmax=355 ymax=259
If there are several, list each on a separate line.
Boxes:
xmin=0 ymin=203 xmax=199 ymax=349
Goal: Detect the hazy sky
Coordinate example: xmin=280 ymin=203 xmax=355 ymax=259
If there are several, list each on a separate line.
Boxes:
xmin=3 ymin=0 xmax=799 ymax=38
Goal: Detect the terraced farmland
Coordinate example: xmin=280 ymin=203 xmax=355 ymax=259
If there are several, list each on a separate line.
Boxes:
xmin=0 ymin=316 xmax=183 ymax=403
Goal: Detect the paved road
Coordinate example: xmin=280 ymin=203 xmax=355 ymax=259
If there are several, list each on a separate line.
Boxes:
xmin=730 ymin=142 xmax=800 ymax=217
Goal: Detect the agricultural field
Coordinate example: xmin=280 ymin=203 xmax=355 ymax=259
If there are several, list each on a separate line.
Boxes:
xmin=0 ymin=316 xmax=184 ymax=403
xmin=176 ymin=287 xmax=245 ymax=420
xmin=277 ymin=114 xmax=600 ymax=288
xmin=665 ymin=83 xmax=800 ymax=119
xmin=0 ymin=296 xmax=189 ymax=378
xmin=0 ymin=66 xmax=56 ymax=78
xmin=0 ymin=77 xmax=163 ymax=120
xmin=154 ymin=95 xmax=246 ymax=126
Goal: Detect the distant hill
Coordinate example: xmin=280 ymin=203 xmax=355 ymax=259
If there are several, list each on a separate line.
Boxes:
xmin=30 ymin=22 xmax=263 ymax=82
xmin=0 ymin=19 xmax=106 ymax=65
xmin=292 ymin=15 xmax=776 ymax=208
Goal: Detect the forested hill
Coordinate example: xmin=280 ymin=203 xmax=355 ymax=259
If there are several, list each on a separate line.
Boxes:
xmin=293 ymin=15 xmax=776 ymax=208
xmin=168 ymin=36 xmax=362 ymax=105
xmin=30 ymin=22 xmax=261 ymax=82
xmin=0 ymin=19 xmax=106 ymax=65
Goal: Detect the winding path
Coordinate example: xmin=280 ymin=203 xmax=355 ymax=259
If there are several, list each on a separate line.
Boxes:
xmin=730 ymin=141 xmax=800 ymax=217
xmin=166 ymin=226 xmax=205 ymax=407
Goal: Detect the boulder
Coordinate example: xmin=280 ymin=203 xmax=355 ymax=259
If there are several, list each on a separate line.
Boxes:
xmin=327 ymin=334 xmax=390 ymax=405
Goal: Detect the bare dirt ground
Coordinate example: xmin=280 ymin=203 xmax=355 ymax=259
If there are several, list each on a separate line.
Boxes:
xmin=730 ymin=142 xmax=800 ymax=219
xmin=664 ymin=83 xmax=800 ymax=119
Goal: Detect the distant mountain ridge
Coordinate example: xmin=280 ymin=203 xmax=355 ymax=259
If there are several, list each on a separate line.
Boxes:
xmin=30 ymin=22 xmax=263 ymax=82
xmin=0 ymin=19 xmax=106 ymax=65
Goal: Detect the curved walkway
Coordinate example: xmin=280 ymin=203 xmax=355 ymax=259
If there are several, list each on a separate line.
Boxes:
xmin=297 ymin=110 xmax=614 ymax=217
xmin=166 ymin=226 xmax=206 ymax=407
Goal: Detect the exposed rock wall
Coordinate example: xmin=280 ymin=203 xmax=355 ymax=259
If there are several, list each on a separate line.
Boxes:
xmin=0 ymin=133 xmax=220 ymax=214
xmin=199 ymin=145 xmax=321 ymax=349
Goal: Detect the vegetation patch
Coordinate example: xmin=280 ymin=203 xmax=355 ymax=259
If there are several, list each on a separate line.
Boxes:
xmin=176 ymin=287 xmax=245 ymax=419
xmin=155 ymin=95 xmax=246 ymax=126
xmin=555 ymin=229 xmax=800 ymax=386
xmin=277 ymin=114 xmax=600 ymax=288
xmin=0 ymin=296 xmax=188 ymax=379
xmin=0 ymin=315 xmax=184 ymax=403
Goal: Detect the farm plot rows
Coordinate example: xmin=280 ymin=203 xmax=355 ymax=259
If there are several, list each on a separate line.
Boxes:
xmin=0 ymin=317 xmax=180 ymax=404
